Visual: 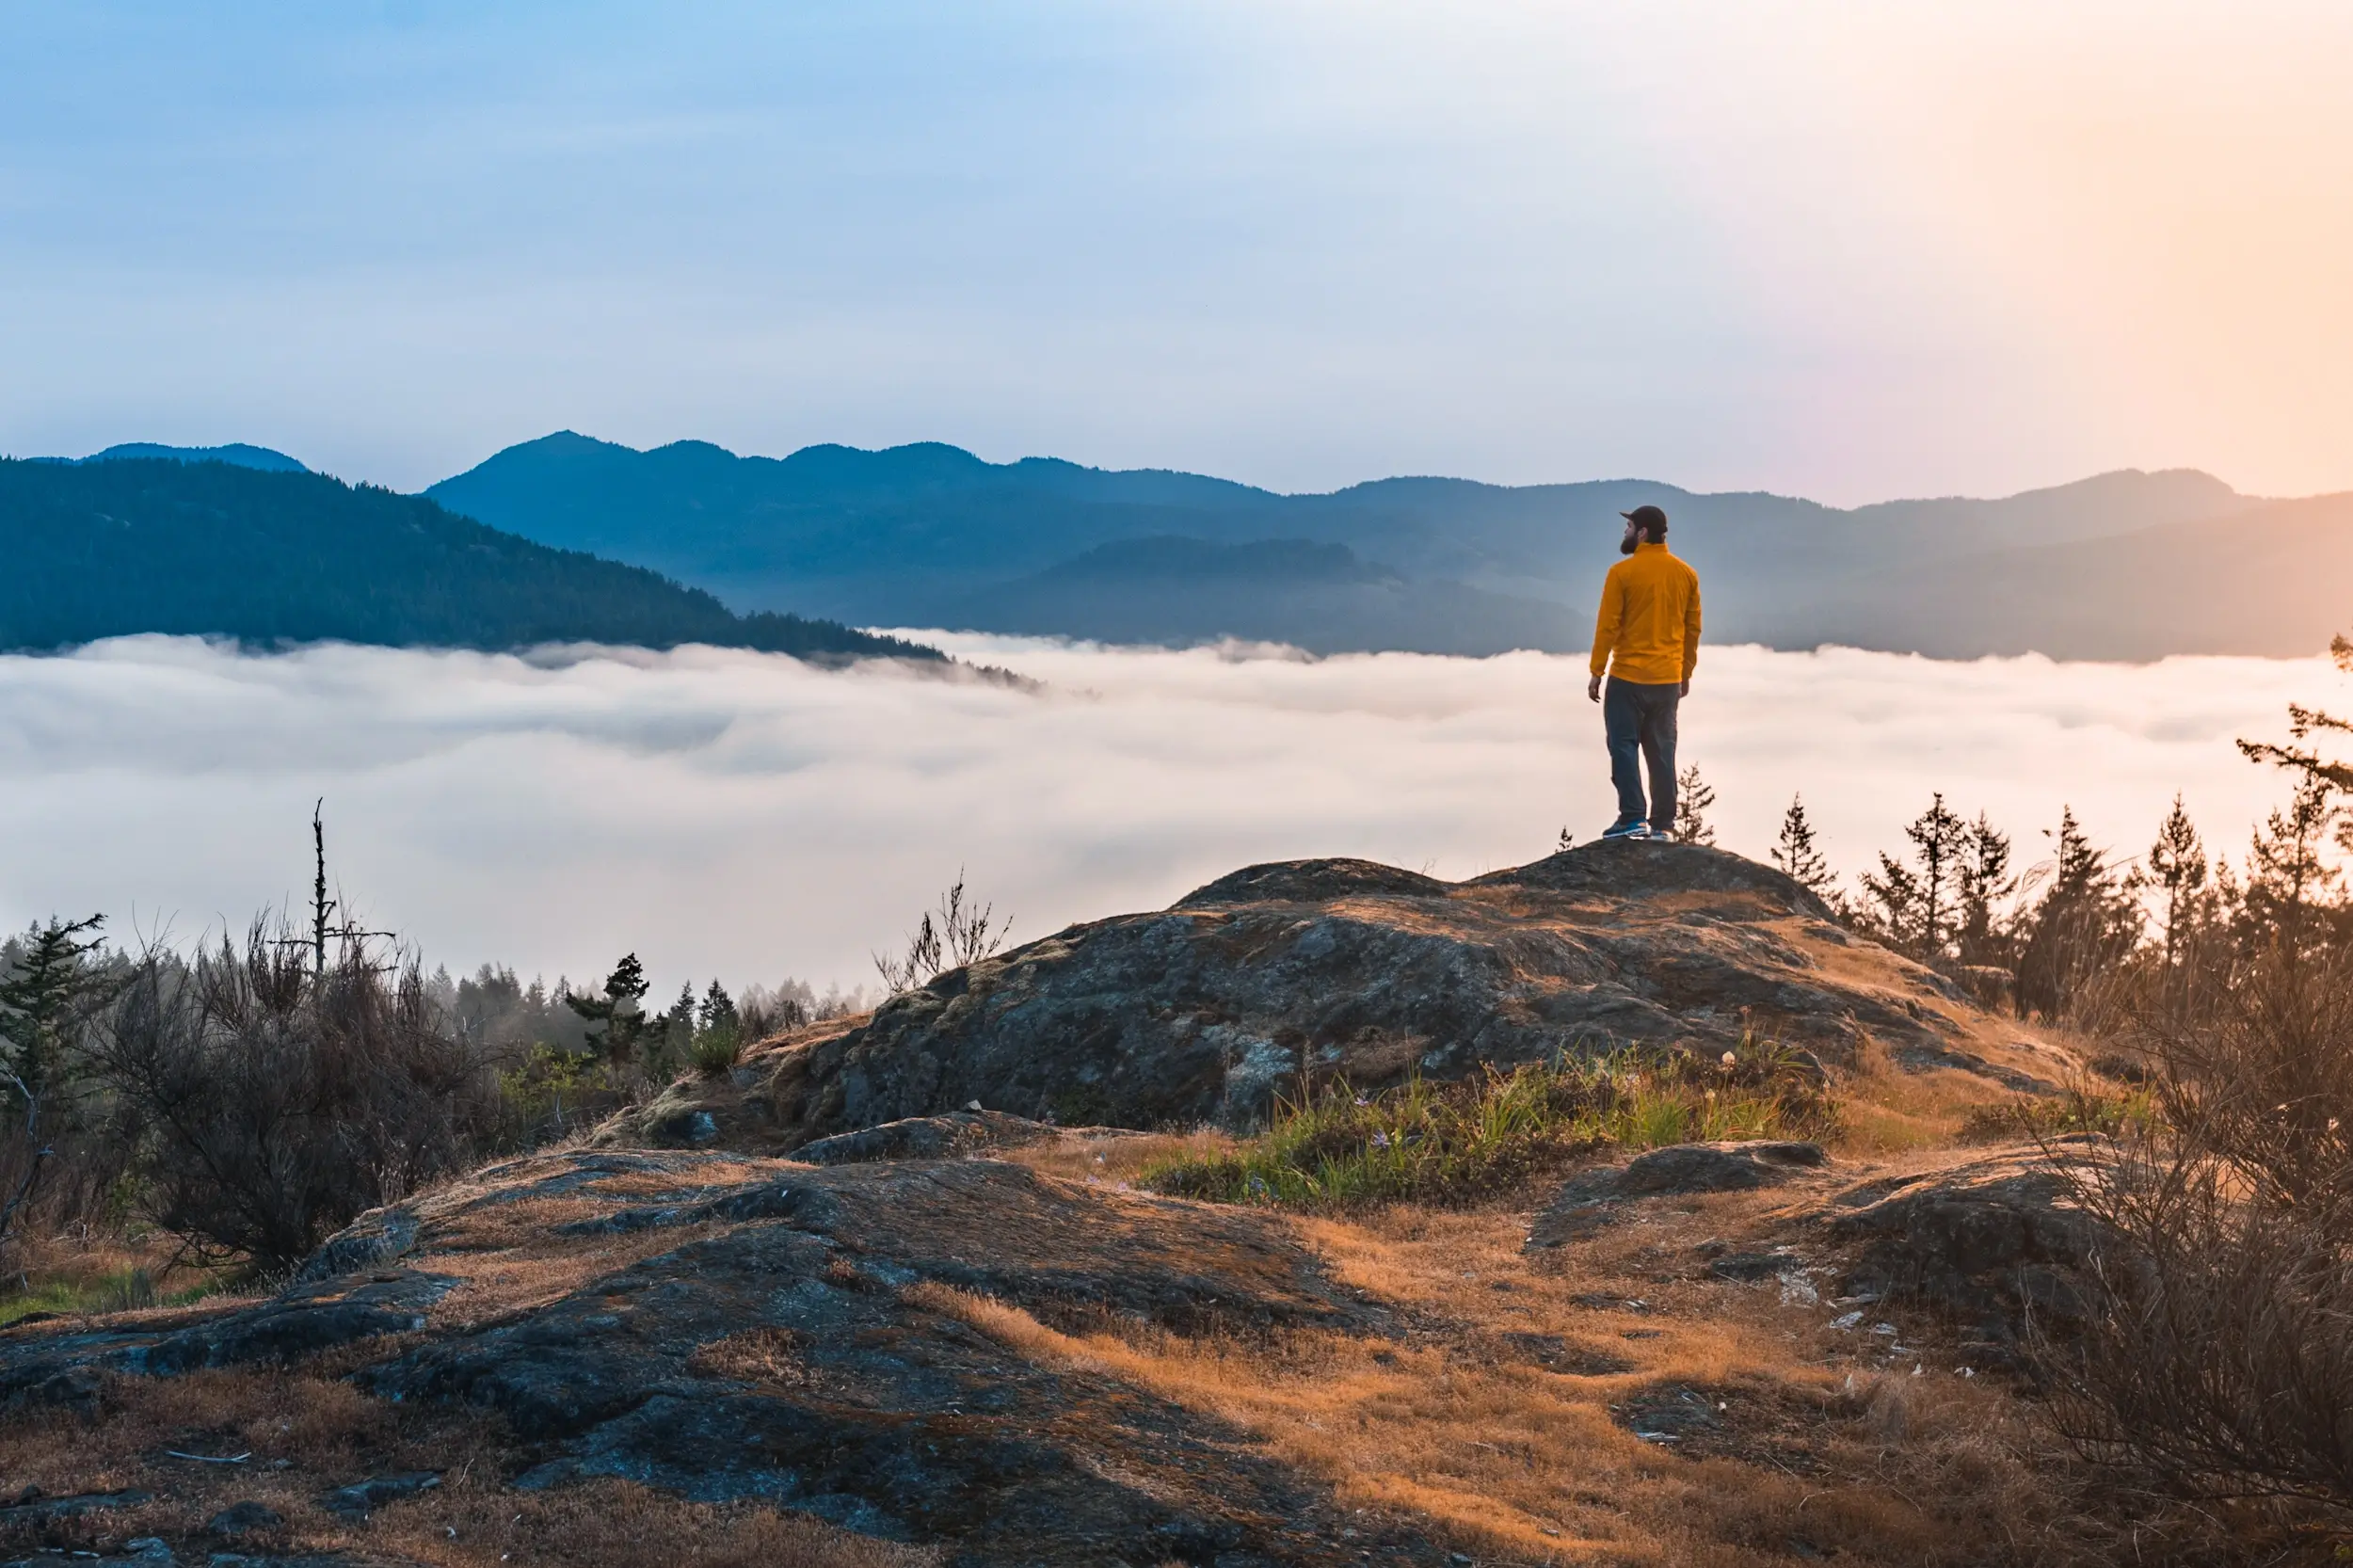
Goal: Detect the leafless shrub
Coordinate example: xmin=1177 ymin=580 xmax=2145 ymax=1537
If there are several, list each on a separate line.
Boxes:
xmin=84 ymin=920 xmax=501 ymax=1273
xmin=2039 ymin=939 xmax=2353 ymax=1515
xmin=872 ymin=872 xmax=1009 ymax=995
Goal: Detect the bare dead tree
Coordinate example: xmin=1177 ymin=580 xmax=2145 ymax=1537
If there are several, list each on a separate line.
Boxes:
xmin=312 ymin=797 xmax=334 ymax=977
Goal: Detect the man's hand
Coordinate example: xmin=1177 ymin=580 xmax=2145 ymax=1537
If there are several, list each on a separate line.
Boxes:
xmin=1680 ymin=680 xmax=1690 ymax=697
xmin=1588 ymin=674 xmax=1603 ymax=703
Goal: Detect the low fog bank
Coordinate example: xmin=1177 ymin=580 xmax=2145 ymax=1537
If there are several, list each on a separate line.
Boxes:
xmin=0 ymin=632 xmax=2329 ymax=994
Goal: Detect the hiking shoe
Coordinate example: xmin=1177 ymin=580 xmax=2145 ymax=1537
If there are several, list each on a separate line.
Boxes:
xmin=1600 ymin=821 xmax=1651 ymax=841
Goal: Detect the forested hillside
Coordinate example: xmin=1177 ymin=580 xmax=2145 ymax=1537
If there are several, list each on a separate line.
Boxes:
xmin=0 ymin=457 xmax=937 ymax=661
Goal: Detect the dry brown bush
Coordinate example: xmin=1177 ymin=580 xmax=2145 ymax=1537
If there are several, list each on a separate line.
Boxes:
xmin=82 ymin=923 xmax=504 ymax=1272
xmin=2043 ymin=939 xmax=2353 ymax=1522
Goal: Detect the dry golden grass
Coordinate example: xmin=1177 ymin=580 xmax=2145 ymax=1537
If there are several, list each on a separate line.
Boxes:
xmin=1828 ymin=1036 xmax=2031 ymax=1155
xmin=2 ymin=1229 xmax=160 ymax=1289
xmin=573 ymin=1158 xmax=791 ymax=1197
xmin=689 ymin=1325 xmax=811 ymax=1387
xmin=390 ymin=1160 xmax=791 ymax=1329
xmin=1003 ymin=1128 xmax=1237 ymax=1185
xmin=918 ymin=1189 xmax=2148 ymax=1568
xmin=0 ymin=1368 xmax=413 ymax=1487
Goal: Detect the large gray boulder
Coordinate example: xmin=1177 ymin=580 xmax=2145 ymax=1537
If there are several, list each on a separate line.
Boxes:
xmin=728 ymin=840 xmax=2023 ymax=1147
xmin=1805 ymin=1147 xmax=2104 ymax=1336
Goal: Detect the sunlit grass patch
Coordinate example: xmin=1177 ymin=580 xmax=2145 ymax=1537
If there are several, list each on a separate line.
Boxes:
xmin=1143 ymin=1040 xmax=1837 ymax=1209
xmin=916 ymin=1205 xmax=2113 ymax=1567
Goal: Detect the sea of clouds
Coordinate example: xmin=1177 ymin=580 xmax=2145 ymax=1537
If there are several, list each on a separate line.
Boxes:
xmin=0 ymin=632 xmax=2335 ymax=998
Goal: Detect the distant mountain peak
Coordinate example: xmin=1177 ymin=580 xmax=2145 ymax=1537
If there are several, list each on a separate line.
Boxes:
xmin=48 ymin=441 xmax=310 ymax=473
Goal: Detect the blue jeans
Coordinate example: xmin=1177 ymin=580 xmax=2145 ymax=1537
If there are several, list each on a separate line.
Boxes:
xmin=1604 ymin=677 xmax=1680 ymax=834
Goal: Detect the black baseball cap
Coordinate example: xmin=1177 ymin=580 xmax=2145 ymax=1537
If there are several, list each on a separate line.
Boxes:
xmin=1620 ymin=504 xmax=1668 ymax=530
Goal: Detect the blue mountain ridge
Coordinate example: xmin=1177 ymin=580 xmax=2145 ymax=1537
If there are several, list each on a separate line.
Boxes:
xmin=425 ymin=432 xmax=2292 ymax=659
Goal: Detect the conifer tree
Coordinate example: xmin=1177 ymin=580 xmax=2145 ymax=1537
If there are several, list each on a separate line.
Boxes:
xmin=2232 ymin=632 xmax=2353 ymax=952
xmin=2147 ymin=793 xmax=2210 ymax=970
xmin=2016 ymin=807 xmax=2141 ymax=1019
xmin=2239 ymin=633 xmax=2353 ymax=810
xmin=1672 ymin=765 xmax=1718 ymax=845
xmin=2241 ymin=774 xmax=2342 ymax=951
xmin=1954 ymin=813 xmax=2017 ymax=968
xmin=1859 ymin=856 xmax=1923 ymax=950
xmin=644 ymin=982 xmax=695 ymax=1082
xmin=0 ymin=915 xmax=108 ymax=1250
xmin=697 ymin=980 xmax=740 ymax=1045
xmin=1769 ymin=794 xmax=1834 ymax=897
xmin=1862 ymin=793 xmax=1969 ymax=959
xmin=567 ymin=952 xmax=651 ymax=1064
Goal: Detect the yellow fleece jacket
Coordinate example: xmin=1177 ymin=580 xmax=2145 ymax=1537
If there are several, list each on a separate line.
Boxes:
xmin=1590 ymin=542 xmax=1702 ymax=684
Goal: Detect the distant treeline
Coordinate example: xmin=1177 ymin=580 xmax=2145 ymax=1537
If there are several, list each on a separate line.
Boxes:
xmin=0 ymin=456 xmax=940 ymax=661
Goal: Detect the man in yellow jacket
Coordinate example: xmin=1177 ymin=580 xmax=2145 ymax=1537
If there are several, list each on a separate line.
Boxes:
xmin=1587 ymin=504 xmax=1701 ymax=840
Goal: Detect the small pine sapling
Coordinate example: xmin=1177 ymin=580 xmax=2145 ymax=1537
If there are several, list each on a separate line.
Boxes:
xmin=1769 ymin=794 xmax=1835 ymax=897
xmin=693 ymin=980 xmax=744 ymax=1075
xmin=2147 ymin=793 xmax=2209 ymax=971
xmin=1671 ymin=765 xmax=1718 ymax=845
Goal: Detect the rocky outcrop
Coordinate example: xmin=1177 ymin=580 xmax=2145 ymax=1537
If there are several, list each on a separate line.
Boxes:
xmin=0 ymin=1269 xmax=453 ymax=1409
xmin=1799 ymin=1147 xmax=2103 ymax=1337
xmin=1524 ymin=1139 xmax=2102 ymax=1344
xmin=635 ymin=841 xmax=2039 ymax=1153
xmin=0 ymin=1149 xmax=1445 ymax=1568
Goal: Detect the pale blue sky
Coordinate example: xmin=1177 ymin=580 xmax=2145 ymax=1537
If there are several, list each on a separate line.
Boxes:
xmin=5 ymin=1 xmax=2350 ymax=502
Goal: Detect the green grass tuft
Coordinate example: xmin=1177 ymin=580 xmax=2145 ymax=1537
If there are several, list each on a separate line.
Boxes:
xmin=689 ymin=1023 xmax=744 ymax=1077
xmin=1143 ymin=1036 xmax=1838 ymax=1210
